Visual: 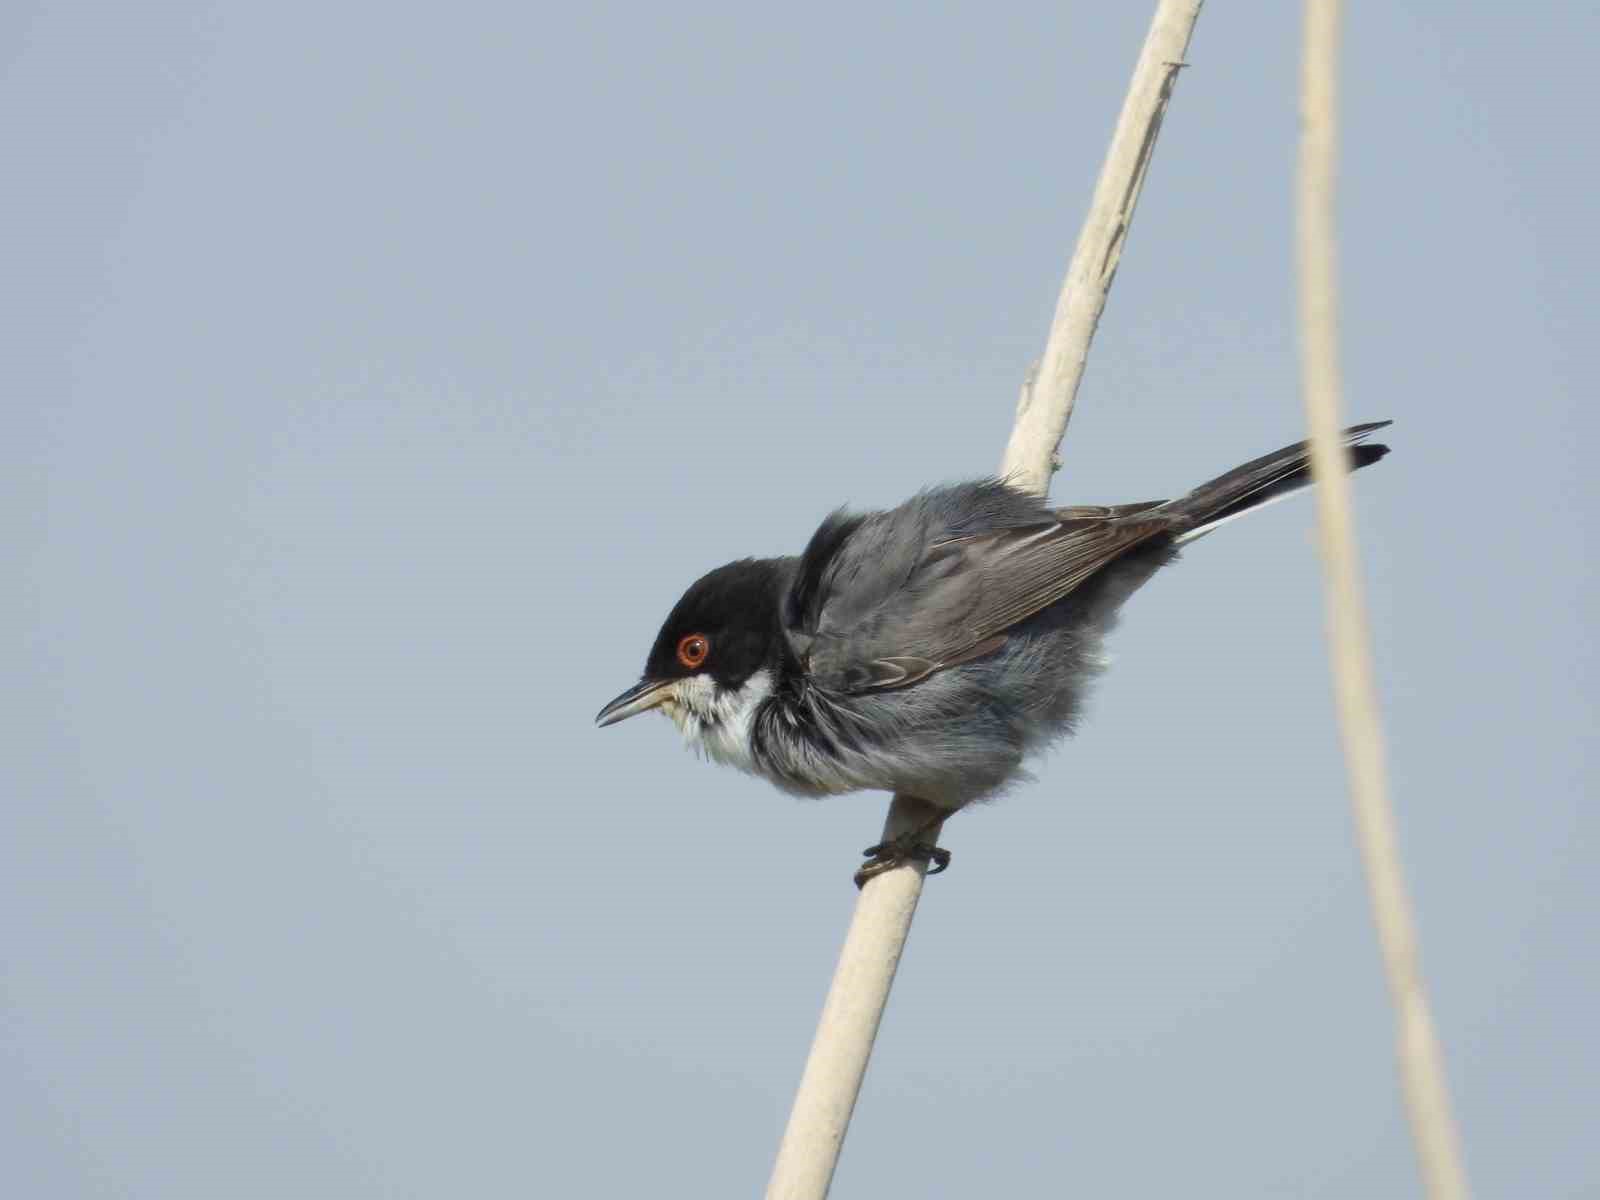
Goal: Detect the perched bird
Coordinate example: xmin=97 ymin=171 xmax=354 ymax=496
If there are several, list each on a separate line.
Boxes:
xmin=597 ymin=423 xmax=1391 ymax=878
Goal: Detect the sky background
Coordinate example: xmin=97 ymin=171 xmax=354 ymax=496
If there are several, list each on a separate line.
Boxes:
xmin=6 ymin=2 xmax=1596 ymax=1196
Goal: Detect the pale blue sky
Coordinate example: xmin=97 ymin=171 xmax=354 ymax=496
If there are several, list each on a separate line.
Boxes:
xmin=7 ymin=3 xmax=1596 ymax=1196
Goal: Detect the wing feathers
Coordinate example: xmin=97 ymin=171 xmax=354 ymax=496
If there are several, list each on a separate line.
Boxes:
xmin=952 ymin=517 xmax=1170 ymax=645
xmin=815 ymin=507 xmax=1174 ymax=695
xmin=793 ymin=423 xmax=1391 ymax=697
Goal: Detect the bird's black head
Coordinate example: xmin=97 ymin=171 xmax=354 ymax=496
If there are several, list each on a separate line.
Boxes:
xmin=595 ymin=558 xmax=789 ymax=727
xmin=643 ymin=558 xmax=787 ymax=689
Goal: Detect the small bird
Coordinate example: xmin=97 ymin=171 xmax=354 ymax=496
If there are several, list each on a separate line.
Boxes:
xmin=597 ymin=423 xmax=1391 ymax=878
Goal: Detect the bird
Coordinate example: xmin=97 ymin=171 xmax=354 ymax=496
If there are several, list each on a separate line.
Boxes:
xmin=596 ymin=423 xmax=1391 ymax=880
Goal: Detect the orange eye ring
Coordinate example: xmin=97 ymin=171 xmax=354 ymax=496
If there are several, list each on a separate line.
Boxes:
xmin=677 ymin=634 xmax=710 ymax=670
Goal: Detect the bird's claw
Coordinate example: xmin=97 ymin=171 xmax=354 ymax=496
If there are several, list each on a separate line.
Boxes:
xmin=854 ymin=838 xmax=951 ymax=888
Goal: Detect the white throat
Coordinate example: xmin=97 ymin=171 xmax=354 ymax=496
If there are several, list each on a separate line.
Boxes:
xmin=663 ymin=670 xmax=773 ymax=776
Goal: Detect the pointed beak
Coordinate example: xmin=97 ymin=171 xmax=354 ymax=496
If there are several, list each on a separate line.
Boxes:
xmin=595 ymin=678 xmax=675 ymax=728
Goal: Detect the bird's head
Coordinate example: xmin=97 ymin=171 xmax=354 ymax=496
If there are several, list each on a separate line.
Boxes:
xmin=594 ymin=558 xmax=788 ymax=734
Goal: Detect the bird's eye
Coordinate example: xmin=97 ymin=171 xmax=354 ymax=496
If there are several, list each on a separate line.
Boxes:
xmin=677 ymin=634 xmax=710 ymax=670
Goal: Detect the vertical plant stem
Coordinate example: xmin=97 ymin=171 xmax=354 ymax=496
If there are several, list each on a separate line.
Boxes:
xmin=765 ymin=5 xmax=1204 ymax=1197
xmin=1002 ymin=2 xmax=1206 ymax=495
xmin=1296 ymin=3 xmax=1471 ymax=1197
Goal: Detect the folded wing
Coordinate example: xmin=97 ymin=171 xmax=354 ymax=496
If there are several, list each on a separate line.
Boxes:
xmin=792 ymin=487 xmax=1174 ymax=695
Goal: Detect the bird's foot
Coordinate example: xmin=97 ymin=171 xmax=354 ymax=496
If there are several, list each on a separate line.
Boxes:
xmin=854 ymin=837 xmax=951 ymax=889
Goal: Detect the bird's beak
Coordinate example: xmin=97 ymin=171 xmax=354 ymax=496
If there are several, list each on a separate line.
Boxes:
xmin=595 ymin=678 xmax=675 ymax=728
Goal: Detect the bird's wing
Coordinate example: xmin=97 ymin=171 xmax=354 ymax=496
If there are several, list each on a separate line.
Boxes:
xmin=794 ymin=495 xmax=1172 ymax=695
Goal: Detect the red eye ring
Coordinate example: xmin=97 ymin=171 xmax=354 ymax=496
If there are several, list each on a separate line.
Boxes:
xmin=677 ymin=634 xmax=710 ymax=670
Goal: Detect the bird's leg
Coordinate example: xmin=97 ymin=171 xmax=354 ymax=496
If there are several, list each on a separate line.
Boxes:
xmin=855 ymin=804 xmax=952 ymax=888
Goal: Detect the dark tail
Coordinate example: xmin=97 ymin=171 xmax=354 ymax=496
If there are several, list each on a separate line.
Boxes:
xmin=1169 ymin=421 xmax=1391 ymax=542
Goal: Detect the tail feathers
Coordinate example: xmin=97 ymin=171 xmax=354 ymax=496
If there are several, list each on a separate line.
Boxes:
xmin=1169 ymin=421 xmax=1391 ymax=544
